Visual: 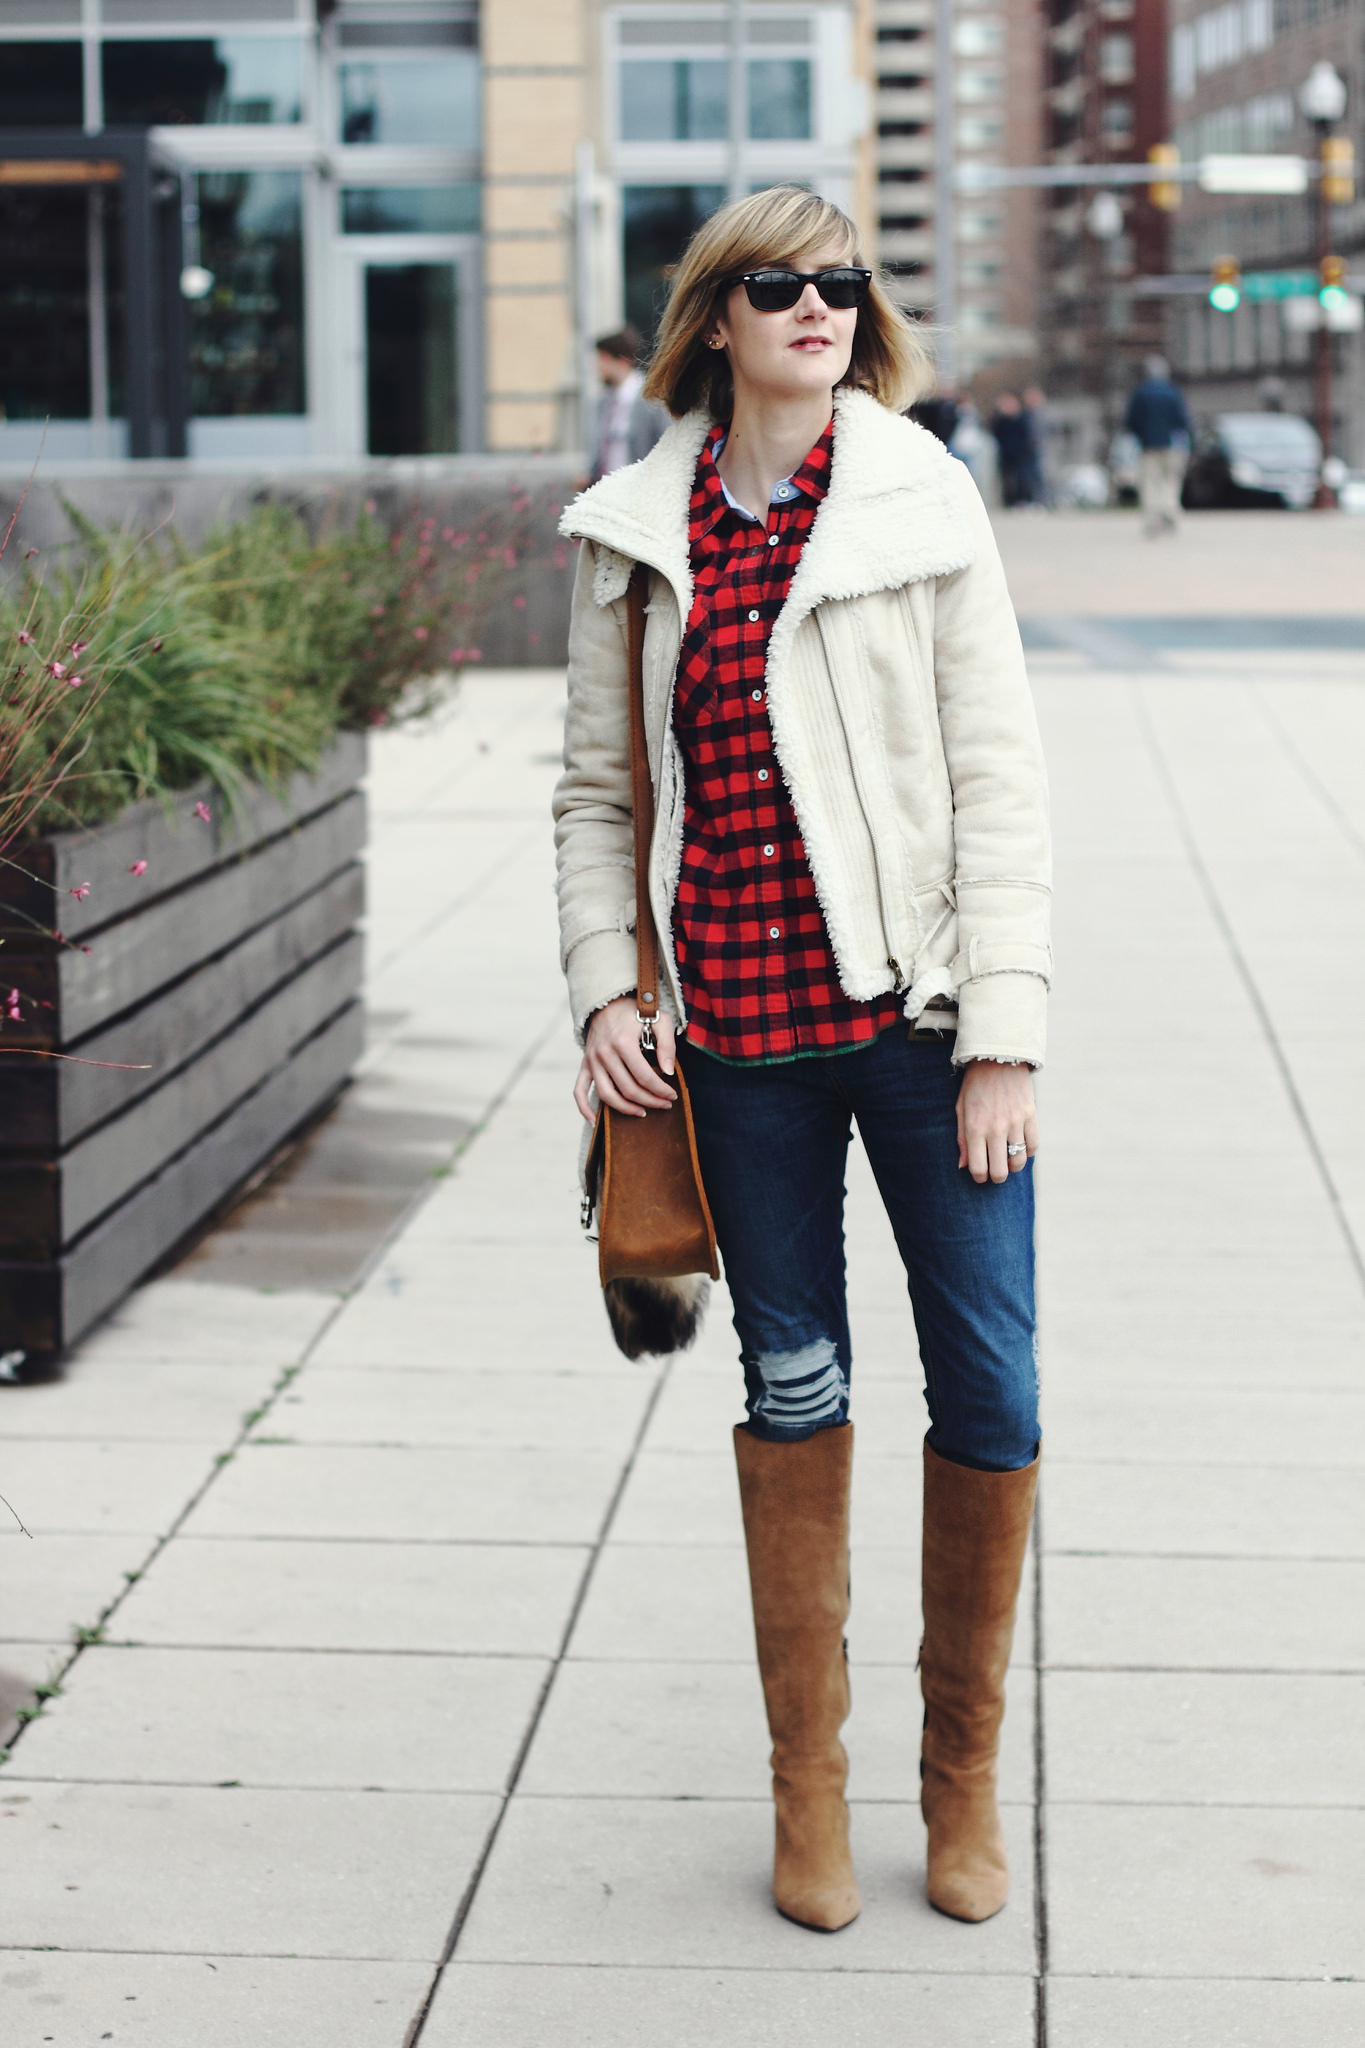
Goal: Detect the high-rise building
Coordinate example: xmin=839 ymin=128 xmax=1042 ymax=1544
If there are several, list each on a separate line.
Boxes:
xmin=1166 ymin=0 xmax=1364 ymax=464
xmin=1037 ymin=0 xmax=1171 ymax=459
xmin=873 ymin=0 xmax=1044 ymax=392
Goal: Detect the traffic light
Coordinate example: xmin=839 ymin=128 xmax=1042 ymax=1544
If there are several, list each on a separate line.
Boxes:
xmin=1322 ymin=137 xmax=1355 ymax=205
xmin=1209 ymin=255 xmax=1241 ymax=311
xmin=1147 ymin=143 xmax=1182 ymax=211
xmin=1319 ymin=253 xmax=1349 ymax=312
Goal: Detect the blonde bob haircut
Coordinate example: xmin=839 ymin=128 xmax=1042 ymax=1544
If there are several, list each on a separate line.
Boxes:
xmin=643 ymin=185 xmax=933 ymax=420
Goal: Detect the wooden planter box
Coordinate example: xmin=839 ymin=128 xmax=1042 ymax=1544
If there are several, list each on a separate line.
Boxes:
xmin=0 ymin=735 xmax=367 ymax=1361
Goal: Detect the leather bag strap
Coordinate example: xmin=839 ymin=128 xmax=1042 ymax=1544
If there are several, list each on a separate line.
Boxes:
xmin=624 ymin=563 xmax=660 ymax=1029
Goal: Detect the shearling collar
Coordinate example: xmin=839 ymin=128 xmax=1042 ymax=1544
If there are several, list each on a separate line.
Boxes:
xmin=559 ymin=386 xmax=977 ymax=614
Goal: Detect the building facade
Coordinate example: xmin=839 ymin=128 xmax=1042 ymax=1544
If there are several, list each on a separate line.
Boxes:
xmin=0 ymin=0 xmax=884 ymax=462
xmin=1037 ymin=0 xmax=1172 ymax=458
xmin=871 ymin=0 xmax=1044 ymax=392
xmin=1166 ymin=0 xmax=1365 ymax=463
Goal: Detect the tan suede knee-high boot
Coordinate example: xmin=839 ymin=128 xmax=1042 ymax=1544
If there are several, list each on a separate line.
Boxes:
xmin=919 ymin=1438 xmax=1039 ymax=1923
xmin=733 ymin=1424 xmax=861 ymax=1933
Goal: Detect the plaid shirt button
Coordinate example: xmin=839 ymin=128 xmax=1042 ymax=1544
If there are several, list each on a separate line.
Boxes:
xmin=672 ymin=419 xmax=903 ymax=1064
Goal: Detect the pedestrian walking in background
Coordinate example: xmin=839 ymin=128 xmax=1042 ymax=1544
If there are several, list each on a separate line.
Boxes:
xmin=989 ymin=391 xmax=1033 ymax=507
xmin=1020 ymin=385 xmax=1051 ymax=507
xmin=909 ymin=389 xmax=959 ymax=449
xmin=591 ymin=325 xmax=667 ymax=481
xmin=1124 ymin=355 xmax=1194 ymax=537
xmin=556 ymin=187 xmax=1050 ymax=1936
xmin=950 ymin=396 xmax=997 ymax=499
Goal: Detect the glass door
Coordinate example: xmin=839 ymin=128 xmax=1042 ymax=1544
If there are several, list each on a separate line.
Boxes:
xmin=339 ymin=235 xmax=481 ymax=457
xmin=365 ymin=262 xmax=457 ymax=455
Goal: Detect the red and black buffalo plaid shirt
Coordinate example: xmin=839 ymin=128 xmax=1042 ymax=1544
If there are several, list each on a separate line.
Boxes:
xmin=672 ymin=420 xmax=903 ymax=1063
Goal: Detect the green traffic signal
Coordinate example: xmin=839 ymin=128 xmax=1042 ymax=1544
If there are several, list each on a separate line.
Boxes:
xmin=1319 ymin=285 xmax=1350 ymax=311
xmin=1209 ymin=282 xmax=1241 ymax=311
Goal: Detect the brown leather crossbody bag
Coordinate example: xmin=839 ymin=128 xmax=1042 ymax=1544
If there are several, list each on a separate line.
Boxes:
xmin=582 ymin=564 xmax=719 ymax=1359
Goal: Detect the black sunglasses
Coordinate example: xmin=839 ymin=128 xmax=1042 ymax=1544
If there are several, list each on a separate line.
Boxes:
xmin=723 ymin=266 xmax=872 ymax=312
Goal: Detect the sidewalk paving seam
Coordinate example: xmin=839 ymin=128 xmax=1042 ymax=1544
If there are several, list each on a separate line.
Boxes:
xmin=401 ymin=1355 xmax=673 ymax=2048
xmin=1131 ymin=680 xmax=1365 ymax=1299
xmin=0 ymin=1009 xmax=562 ymax=1776
xmin=1032 ymin=1484 xmax=1049 ymax=2048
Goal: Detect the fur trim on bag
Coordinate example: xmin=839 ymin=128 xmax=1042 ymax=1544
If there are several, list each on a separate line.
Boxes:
xmin=603 ymin=1274 xmax=711 ymax=1361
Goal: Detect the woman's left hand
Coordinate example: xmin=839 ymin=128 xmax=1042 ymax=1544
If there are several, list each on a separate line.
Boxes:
xmin=957 ymin=1060 xmax=1039 ymax=1185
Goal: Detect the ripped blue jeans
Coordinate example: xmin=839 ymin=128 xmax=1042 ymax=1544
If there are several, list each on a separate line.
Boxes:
xmin=681 ymin=1031 xmax=1038 ymax=1473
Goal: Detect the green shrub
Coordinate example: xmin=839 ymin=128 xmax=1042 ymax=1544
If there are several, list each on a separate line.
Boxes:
xmin=0 ymin=496 xmax=526 ymax=847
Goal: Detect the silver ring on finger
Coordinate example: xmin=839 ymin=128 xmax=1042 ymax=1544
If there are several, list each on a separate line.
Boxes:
xmin=1006 ymin=1142 xmax=1028 ymax=1158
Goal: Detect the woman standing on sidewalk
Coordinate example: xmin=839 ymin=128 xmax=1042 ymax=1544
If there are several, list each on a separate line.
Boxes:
xmin=554 ymin=187 xmax=1050 ymax=1934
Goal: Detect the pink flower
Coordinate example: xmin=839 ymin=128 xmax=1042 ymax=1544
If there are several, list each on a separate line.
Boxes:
xmin=413 ymin=626 xmax=429 ymax=641
xmin=67 ymin=675 xmax=84 ymax=689
xmin=450 ymin=533 xmax=467 ymax=549
xmin=512 ymin=595 xmax=526 ymax=610
xmin=70 ymin=640 xmax=89 ymax=654
xmin=7 ymin=988 xmax=21 ymax=1021
xmin=23 ymin=547 xmax=38 ymax=559
xmin=127 ymin=860 xmax=148 ymax=877
xmin=69 ymin=883 xmax=91 ymax=901
xmin=364 ymin=497 xmax=377 ymax=514
xmin=46 ymin=662 xmax=67 ymax=679
xmin=194 ymin=801 xmax=212 ymax=824
xmin=504 ymin=548 xmax=517 ymax=568
xmin=467 ymin=649 xmax=483 ymax=662
xmin=16 ymin=629 xmax=33 ymax=646
xmin=371 ymin=605 xmax=385 ymax=619
xmin=441 ymin=527 xmax=455 ymax=542
xmin=151 ymin=639 xmax=163 ymax=653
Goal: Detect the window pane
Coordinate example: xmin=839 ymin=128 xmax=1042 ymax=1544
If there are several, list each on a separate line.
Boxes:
xmin=342 ymin=185 xmax=480 ymax=234
xmin=623 ymin=183 xmax=725 ymax=338
xmin=748 ymin=57 xmax=811 ymax=140
xmin=0 ymin=186 xmax=88 ymax=416
xmin=101 ymin=38 xmax=303 ymax=125
xmin=620 ymin=59 xmax=676 ymax=139
xmin=338 ymin=54 xmax=479 ymax=146
xmin=0 ymin=42 xmax=83 ymax=127
xmin=620 ymin=59 xmax=727 ymax=142
xmin=190 ymin=170 xmax=304 ymax=416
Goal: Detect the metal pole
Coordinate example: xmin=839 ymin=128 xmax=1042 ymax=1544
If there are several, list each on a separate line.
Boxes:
xmin=574 ymin=138 xmax=597 ymax=462
xmin=86 ymin=189 xmax=110 ymax=460
xmin=933 ymin=0 xmax=957 ymax=390
xmin=1312 ymin=122 xmax=1335 ymax=508
xmin=728 ymin=0 xmax=746 ymax=204
xmin=123 ymin=146 xmax=154 ymax=459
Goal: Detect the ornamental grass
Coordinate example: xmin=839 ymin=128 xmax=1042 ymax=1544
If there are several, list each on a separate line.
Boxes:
xmin=0 ymin=492 xmax=536 ymax=851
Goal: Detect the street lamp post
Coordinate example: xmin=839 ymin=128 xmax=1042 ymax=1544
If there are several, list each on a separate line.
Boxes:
xmin=1300 ymin=60 xmax=1347 ymax=507
xmin=933 ymin=0 xmax=957 ymax=391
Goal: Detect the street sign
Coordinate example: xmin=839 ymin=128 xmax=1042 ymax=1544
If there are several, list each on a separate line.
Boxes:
xmin=1241 ymin=270 xmax=1319 ymax=300
xmin=1200 ymin=155 xmax=1309 ymax=194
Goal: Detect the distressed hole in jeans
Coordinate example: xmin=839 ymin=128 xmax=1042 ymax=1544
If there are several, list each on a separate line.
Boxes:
xmin=752 ymin=1337 xmax=848 ymax=1433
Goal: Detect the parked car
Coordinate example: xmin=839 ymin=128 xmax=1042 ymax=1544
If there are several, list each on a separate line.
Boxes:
xmin=1182 ymin=413 xmax=1322 ymax=510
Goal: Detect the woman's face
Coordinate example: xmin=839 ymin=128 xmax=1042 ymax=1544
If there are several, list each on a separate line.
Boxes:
xmin=709 ymin=242 xmax=858 ymax=406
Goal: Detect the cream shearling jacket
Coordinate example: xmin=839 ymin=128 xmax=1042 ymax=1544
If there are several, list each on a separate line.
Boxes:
xmin=553 ymin=386 xmax=1052 ymax=1067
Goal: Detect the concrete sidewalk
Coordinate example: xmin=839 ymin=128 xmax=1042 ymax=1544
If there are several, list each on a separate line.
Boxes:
xmin=4 ymin=563 xmax=1365 ymax=2043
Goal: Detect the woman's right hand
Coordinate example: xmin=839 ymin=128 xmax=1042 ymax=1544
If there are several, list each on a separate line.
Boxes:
xmin=573 ymin=995 xmax=678 ymax=1123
